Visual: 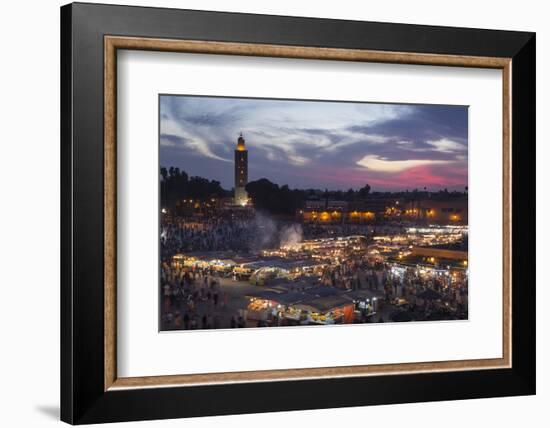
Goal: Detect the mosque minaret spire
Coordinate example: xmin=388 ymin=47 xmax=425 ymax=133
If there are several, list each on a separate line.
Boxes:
xmin=234 ymin=133 xmax=248 ymax=206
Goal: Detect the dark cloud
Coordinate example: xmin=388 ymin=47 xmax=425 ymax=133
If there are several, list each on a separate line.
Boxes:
xmin=350 ymin=105 xmax=468 ymax=147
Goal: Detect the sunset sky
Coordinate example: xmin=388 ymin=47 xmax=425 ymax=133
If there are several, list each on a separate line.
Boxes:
xmin=160 ymin=95 xmax=468 ymax=191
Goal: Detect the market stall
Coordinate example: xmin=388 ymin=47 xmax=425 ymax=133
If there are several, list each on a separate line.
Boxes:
xmin=295 ymin=295 xmax=355 ymax=325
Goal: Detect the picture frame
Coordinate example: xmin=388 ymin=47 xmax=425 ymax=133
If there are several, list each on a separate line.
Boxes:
xmin=61 ymin=2 xmax=535 ymax=424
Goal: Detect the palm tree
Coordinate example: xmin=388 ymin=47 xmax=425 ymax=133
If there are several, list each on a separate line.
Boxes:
xmin=160 ymin=167 xmax=168 ymax=182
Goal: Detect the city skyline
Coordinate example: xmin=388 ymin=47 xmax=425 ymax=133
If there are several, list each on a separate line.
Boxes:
xmin=160 ymin=95 xmax=468 ymax=191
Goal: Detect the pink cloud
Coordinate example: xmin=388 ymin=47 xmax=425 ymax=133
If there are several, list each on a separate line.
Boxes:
xmin=289 ymin=163 xmax=467 ymax=191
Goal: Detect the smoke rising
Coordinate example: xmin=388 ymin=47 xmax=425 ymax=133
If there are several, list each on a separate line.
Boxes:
xmin=250 ymin=213 xmax=303 ymax=251
xmin=279 ymin=223 xmax=303 ymax=248
xmin=251 ymin=212 xmax=278 ymax=251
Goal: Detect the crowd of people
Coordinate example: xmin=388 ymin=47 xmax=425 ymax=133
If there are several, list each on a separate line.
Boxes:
xmin=160 ymin=261 xmax=249 ymax=330
xmin=161 ymin=215 xmax=257 ymax=256
xmin=302 ymin=222 xmax=414 ymax=240
xmin=348 ymin=257 xmax=465 ymax=296
xmin=160 ymin=212 xmax=469 ymax=329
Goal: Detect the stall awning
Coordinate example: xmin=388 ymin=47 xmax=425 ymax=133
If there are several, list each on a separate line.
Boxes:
xmin=295 ymin=295 xmax=353 ymax=313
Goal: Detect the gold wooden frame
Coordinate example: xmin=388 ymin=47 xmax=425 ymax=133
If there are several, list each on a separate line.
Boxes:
xmin=104 ymin=36 xmax=512 ymax=391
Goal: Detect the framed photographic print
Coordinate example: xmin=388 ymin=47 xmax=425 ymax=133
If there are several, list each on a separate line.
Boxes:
xmin=60 ymin=2 xmax=536 ymax=424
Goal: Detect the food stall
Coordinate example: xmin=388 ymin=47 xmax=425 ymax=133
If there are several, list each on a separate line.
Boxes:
xmin=245 ymin=290 xmax=282 ymax=320
xmin=295 ymin=295 xmax=355 ymax=325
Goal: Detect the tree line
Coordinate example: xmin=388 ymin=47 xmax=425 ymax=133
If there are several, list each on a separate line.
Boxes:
xmin=160 ymin=166 xmax=228 ymax=208
xmin=161 ymin=166 xmax=467 ymax=214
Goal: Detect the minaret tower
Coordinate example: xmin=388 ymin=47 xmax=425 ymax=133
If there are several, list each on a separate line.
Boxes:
xmin=234 ymin=133 xmax=248 ymax=206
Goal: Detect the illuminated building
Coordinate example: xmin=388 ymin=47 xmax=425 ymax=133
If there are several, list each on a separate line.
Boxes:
xmin=299 ymin=199 xmax=378 ymax=224
xmin=402 ymin=199 xmax=468 ymax=224
xmin=234 ymin=133 xmax=248 ymax=206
